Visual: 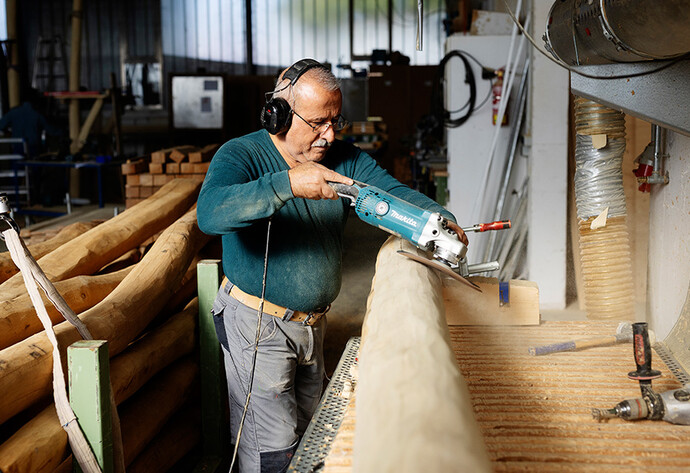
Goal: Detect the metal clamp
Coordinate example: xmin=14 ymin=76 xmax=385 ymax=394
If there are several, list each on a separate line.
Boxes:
xmin=0 ymin=193 xmax=20 ymax=239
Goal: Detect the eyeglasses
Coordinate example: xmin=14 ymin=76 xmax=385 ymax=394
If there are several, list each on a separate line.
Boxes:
xmin=292 ymin=110 xmax=350 ymax=134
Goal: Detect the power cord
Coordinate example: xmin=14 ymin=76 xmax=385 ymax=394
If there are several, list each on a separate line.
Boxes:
xmin=229 ymin=217 xmax=273 ymax=471
xmin=501 ymin=0 xmax=690 ymax=80
xmin=431 ymin=50 xmax=478 ymax=128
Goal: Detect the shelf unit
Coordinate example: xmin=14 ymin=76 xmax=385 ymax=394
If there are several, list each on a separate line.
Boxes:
xmin=0 ymin=138 xmax=29 ymax=212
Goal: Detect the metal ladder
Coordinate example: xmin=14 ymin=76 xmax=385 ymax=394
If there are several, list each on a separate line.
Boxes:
xmin=31 ymin=36 xmax=68 ymax=92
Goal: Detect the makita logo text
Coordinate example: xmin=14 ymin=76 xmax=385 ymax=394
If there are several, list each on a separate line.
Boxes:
xmin=390 ymin=210 xmax=418 ymax=227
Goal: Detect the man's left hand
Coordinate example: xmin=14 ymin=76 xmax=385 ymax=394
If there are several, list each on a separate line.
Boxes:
xmin=446 ymin=221 xmax=469 ymax=246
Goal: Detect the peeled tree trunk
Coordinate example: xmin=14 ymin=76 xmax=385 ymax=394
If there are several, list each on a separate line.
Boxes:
xmin=0 ymin=178 xmax=201 ymax=301
xmin=0 ymin=221 xmax=100 ymax=283
xmin=0 ymin=207 xmax=209 ymax=425
xmin=0 ymin=267 xmax=132 ymax=350
xmin=0 ymin=301 xmax=198 ymax=473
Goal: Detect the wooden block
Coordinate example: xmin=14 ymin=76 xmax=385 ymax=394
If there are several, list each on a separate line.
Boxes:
xmin=125 ymin=185 xmax=140 ymax=199
xmin=188 ymin=144 xmax=220 ymax=163
xmin=151 ymin=148 xmax=175 ymax=164
xmin=126 ymin=174 xmax=140 ymax=186
xmin=153 ymin=174 xmax=171 ymax=186
xmin=149 ymin=163 xmax=164 ymax=174
xmin=138 ymin=173 xmax=154 ymax=186
xmin=193 ymin=162 xmax=210 ymax=174
xmin=190 ymin=174 xmax=206 ymax=182
xmin=169 ymin=146 xmax=199 ymax=163
xmin=121 ymin=159 xmax=148 ymax=175
xmin=166 ymin=162 xmax=180 ymax=174
xmin=139 ymin=186 xmax=154 ymax=198
xmin=180 ymin=163 xmax=194 ymax=174
xmin=443 ymin=276 xmax=540 ymax=326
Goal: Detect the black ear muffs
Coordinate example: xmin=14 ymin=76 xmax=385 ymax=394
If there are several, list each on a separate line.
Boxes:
xmin=261 ymin=59 xmax=327 ymax=135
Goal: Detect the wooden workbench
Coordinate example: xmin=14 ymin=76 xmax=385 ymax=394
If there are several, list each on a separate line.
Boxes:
xmin=324 ymin=320 xmax=690 ymax=472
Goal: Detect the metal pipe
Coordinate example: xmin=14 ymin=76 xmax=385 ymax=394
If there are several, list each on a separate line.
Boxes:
xmin=648 ymin=125 xmax=670 ymax=185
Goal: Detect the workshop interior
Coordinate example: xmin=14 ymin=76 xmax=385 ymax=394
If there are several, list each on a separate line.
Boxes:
xmin=0 ymin=0 xmax=689 ymax=471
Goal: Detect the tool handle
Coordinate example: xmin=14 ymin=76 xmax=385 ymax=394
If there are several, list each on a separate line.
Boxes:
xmin=528 ymin=335 xmax=618 ymax=356
xmin=628 ymin=322 xmax=661 ymax=381
xmin=462 ymin=220 xmax=511 ymax=233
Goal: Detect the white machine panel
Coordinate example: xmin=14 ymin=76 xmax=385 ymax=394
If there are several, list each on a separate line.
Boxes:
xmin=172 ymin=76 xmax=224 ymax=129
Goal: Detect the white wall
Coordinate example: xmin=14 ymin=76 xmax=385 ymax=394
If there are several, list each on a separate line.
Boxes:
xmin=527 ymin=0 xmax=569 ymax=309
xmin=647 ymin=133 xmax=690 ymax=339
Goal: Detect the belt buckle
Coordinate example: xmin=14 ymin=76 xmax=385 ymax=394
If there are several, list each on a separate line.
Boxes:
xmin=302 ymin=312 xmax=315 ymax=326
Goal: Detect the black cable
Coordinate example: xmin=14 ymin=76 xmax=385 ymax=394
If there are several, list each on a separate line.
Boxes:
xmin=431 ymin=50 xmax=478 ymax=129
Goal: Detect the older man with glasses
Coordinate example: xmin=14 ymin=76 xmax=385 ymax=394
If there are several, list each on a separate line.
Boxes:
xmin=197 ymin=58 xmax=465 ymax=473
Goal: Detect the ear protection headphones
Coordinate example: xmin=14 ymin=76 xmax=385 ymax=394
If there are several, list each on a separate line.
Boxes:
xmin=260 ymin=58 xmax=328 ymax=135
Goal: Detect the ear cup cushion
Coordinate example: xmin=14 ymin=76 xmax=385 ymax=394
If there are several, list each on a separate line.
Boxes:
xmin=260 ymin=98 xmax=293 ymax=135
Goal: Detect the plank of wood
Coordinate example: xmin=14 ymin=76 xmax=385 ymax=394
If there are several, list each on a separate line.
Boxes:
xmin=169 ymin=146 xmax=199 ymax=164
xmin=153 ymin=174 xmax=171 ymax=187
xmin=150 ymin=148 xmax=175 ymax=164
xmin=138 ymin=173 xmax=153 ymax=186
xmin=180 ymin=162 xmax=194 ymax=174
xmin=188 ymin=144 xmax=219 ymax=163
xmin=355 ymin=237 xmax=491 ymax=472
xmin=0 ymin=206 xmax=209 ymax=425
xmin=0 ymin=302 xmax=198 ymax=473
xmin=166 ymin=162 xmax=180 ymax=174
xmin=126 ymin=174 xmax=140 ymax=186
xmin=0 ymin=267 xmax=132 ymax=350
xmin=148 ymin=163 xmax=164 ymax=174
xmin=0 ymin=221 xmax=100 ymax=284
xmin=442 ymin=276 xmax=540 ymax=325
xmin=120 ymin=158 xmax=148 ymax=175
xmin=125 ymin=185 xmax=139 ymax=199
xmin=193 ymin=162 xmax=211 ymax=174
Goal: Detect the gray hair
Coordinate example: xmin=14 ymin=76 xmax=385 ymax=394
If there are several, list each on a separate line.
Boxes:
xmin=272 ymin=64 xmax=340 ymax=106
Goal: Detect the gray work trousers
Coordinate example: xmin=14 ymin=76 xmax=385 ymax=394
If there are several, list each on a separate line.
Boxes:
xmin=211 ymin=282 xmax=326 ymax=473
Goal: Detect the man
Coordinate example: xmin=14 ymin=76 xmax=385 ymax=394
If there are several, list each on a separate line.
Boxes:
xmin=197 ymin=59 xmax=466 ymax=472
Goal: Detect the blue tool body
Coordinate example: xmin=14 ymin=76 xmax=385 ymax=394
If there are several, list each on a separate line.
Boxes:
xmin=352 ymin=186 xmax=433 ymax=247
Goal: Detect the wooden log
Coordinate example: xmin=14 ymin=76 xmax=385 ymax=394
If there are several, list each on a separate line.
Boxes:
xmin=97 ymin=248 xmax=141 ymax=275
xmin=443 ymin=276 xmax=540 ymax=325
xmin=127 ymin=405 xmax=201 ymax=473
xmin=0 ymin=207 xmax=208 ymax=425
xmin=120 ymin=358 xmax=198 ymax=466
xmin=0 ymin=302 xmax=198 ymax=473
xmin=169 ymin=145 xmax=199 ymax=163
xmin=188 ymin=144 xmax=219 ymax=163
xmin=0 ymin=267 xmax=132 ymax=350
xmin=354 ymin=238 xmax=491 ymax=472
xmin=0 ymin=221 xmax=100 ymax=284
xmin=0 ymin=178 xmax=201 ymax=301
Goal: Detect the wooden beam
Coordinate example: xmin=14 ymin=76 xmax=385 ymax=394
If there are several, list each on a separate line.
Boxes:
xmin=69 ymin=0 xmax=84 ymax=150
xmin=0 ymin=301 xmax=198 ymax=473
xmin=443 ymin=277 xmax=540 ymax=326
xmin=354 ymin=238 xmax=491 ymax=472
xmin=0 ymin=221 xmax=100 ymax=284
xmin=72 ymin=95 xmax=106 ymax=155
xmin=0 ymin=207 xmax=209 ymax=425
xmin=0 ymin=267 xmax=132 ymax=350
xmin=0 ymin=178 xmax=201 ymax=301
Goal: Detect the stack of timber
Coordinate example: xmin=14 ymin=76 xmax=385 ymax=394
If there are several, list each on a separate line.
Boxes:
xmin=122 ymin=144 xmax=219 ymax=208
xmin=0 ymin=178 xmax=213 ymax=473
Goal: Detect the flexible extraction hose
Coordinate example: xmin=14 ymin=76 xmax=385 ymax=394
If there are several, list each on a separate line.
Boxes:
xmin=574 ymin=98 xmax=635 ymax=320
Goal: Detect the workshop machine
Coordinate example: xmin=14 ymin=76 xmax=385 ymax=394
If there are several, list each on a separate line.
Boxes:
xmin=592 ymin=322 xmax=690 ymax=425
xmin=330 ymin=181 xmax=510 ymax=291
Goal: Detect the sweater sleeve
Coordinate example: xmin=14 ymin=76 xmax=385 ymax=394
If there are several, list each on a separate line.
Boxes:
xmin=347 ymin=148 xmax=458 ymax=223
xmin=197 ymin=142 xmax=294 ymax=235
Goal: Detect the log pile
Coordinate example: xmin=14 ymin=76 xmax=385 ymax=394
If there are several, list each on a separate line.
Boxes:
xmin=0 ymin=178 xmax=214 ymax=473
xmin=122 ymin=144 xmax=219 ymax=208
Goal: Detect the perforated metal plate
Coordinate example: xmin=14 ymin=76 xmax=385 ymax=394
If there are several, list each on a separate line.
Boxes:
xmin=288 ymin=336 xmax=360 ymax=473
xmin=654 ymin=342 xmax=690 ymax=385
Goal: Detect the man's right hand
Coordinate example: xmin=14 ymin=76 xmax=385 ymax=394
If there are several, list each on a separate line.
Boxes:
xmin=288 ymin=162 xmax=354 ymax=200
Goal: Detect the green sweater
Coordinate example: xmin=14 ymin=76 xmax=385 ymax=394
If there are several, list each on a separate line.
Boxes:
xmin=197 ymin=129 xmax=455 ymax=312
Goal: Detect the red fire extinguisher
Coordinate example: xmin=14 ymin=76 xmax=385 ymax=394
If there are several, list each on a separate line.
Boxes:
xmin=492 ymin=68 xmax=508 ymax=126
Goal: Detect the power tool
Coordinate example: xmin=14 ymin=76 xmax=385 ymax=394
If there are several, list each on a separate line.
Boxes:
xmin=591 ymin=322 xmax=690 ymax=425
xmin=329 ymin=181 xmax=509 ymax=291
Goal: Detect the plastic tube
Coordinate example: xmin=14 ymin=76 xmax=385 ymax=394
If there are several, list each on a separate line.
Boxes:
xmin=574 ymin=98 xmax=635 ymax=320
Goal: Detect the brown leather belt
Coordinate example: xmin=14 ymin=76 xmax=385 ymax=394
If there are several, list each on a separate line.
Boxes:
xmin=222 ymin=278 xmax=328 ymax=326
